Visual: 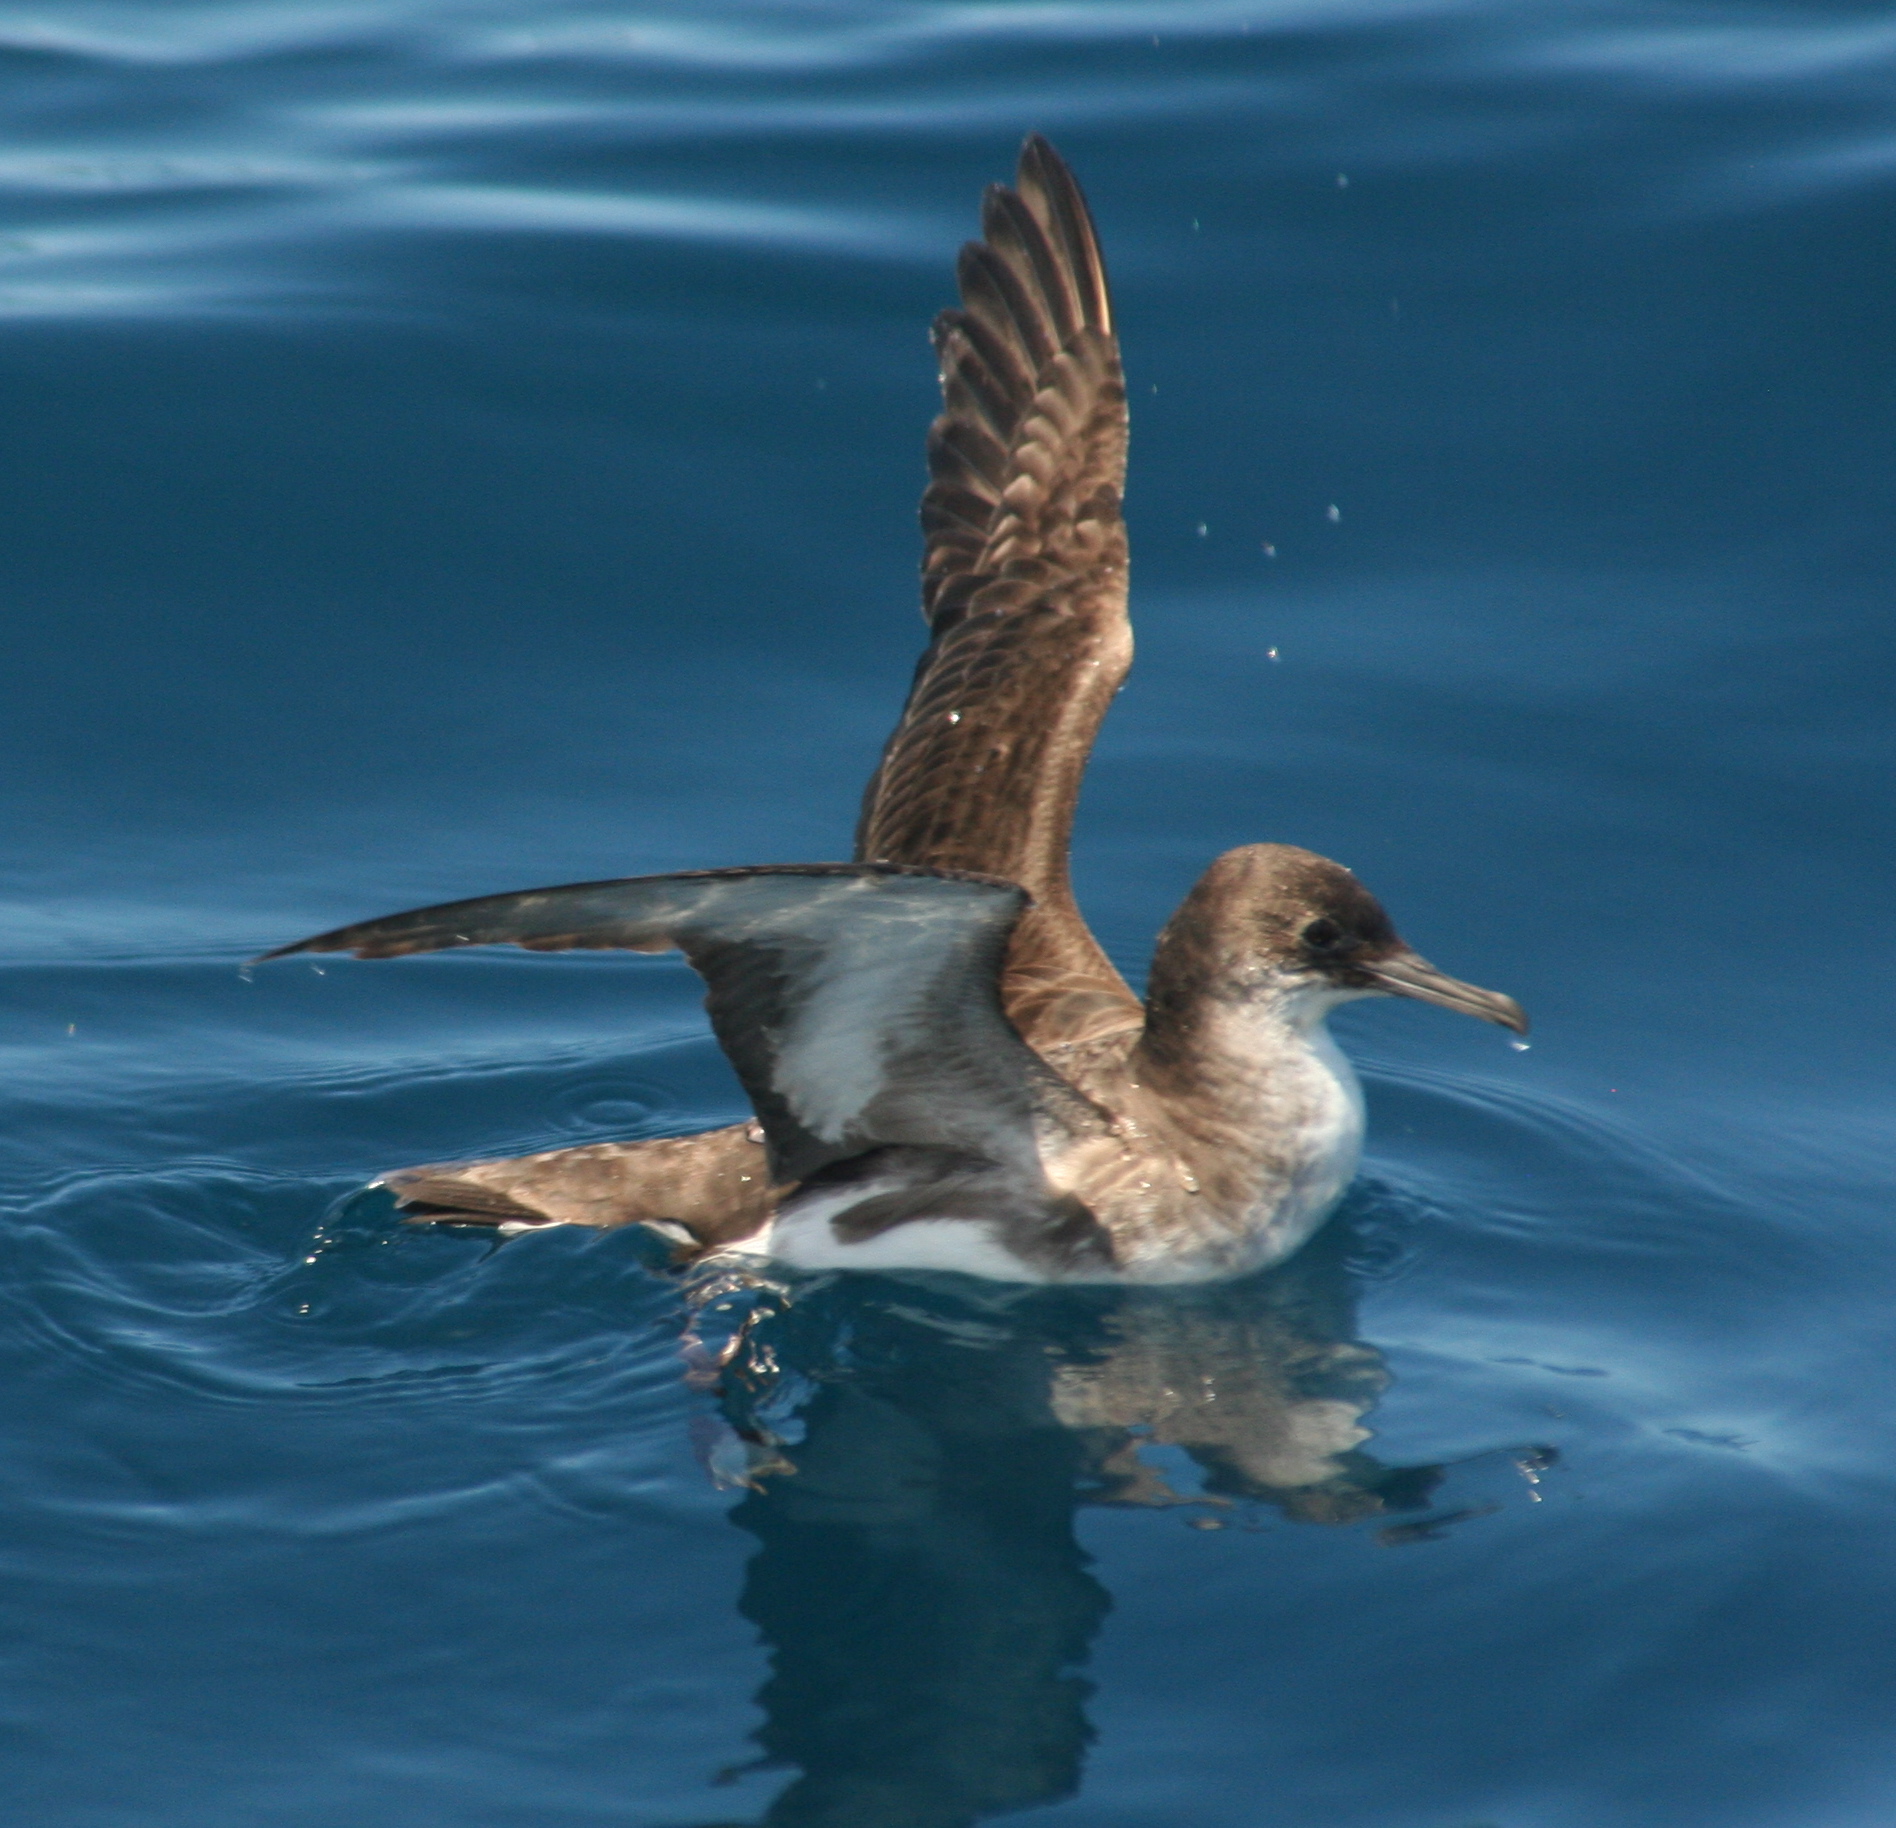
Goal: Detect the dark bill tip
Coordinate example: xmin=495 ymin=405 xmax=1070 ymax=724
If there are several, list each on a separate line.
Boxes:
xmin=247 ymin=931 xmax=354 ymax=966
xmin=1360 ymin=949 xmax=1529 ymax=1035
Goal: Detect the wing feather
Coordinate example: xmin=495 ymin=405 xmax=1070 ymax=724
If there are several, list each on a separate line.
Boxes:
xmin=855 ymin=137 xmax=1141 ymax=1051
xmin=258 ymin=864 xmax=1107 ymax=1185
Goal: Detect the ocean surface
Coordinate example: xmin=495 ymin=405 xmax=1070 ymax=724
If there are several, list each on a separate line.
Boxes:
xmin=4 ymin=3 xmax=1894 ymax=1823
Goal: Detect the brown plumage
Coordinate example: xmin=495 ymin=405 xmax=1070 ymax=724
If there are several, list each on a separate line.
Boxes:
xmin=269 ymin=138 xmax=1527 ymax=1283
xmin=859 ymin=134 xmax=1138 ymax=1052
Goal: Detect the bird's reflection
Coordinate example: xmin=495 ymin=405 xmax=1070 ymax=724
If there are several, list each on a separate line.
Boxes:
xmin=676 ymin=1213 xmax=1520 ymax=1827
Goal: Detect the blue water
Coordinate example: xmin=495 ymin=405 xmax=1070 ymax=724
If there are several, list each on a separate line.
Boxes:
xmin=4 ymin=3 xmax=1894 ymax=1822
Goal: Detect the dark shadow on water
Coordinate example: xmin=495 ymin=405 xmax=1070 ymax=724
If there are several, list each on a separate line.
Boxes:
xmin=674 ymin=1212 xmax=1534 ymax=1828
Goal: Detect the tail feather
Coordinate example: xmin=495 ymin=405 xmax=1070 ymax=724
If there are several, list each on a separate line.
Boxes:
xmin=377 ymin=1122 xmax=780 ymax=1249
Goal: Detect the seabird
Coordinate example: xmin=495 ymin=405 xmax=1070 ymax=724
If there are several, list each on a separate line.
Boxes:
xmin=260 ymin=137 xmax=1526 ymax=1285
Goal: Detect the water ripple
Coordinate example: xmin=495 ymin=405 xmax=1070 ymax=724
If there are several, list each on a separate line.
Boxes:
xmin=4 ymin=3 xmax=1893 ymax=1819
xmin=3 ymin=0 xmax=1891 ymax=319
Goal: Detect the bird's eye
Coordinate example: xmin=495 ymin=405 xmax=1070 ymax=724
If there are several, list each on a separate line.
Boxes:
xmin=1301 ymin=917 xmax=1345 ymax=952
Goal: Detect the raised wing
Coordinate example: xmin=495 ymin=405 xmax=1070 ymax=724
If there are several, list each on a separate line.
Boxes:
xmin=258 ymin=864 xmax=1105 ymax=1185
xmin=854 ymin=137 xmax=1142 ymax=1051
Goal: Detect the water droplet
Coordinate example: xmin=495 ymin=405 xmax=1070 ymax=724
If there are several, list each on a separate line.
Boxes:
xmin=1266 ymin=647 xmax=1280 ymax=662
xmin=1326 ymin=503 xmax=1341 ymax=522
xmin=1261 ymin=542 xmax=1276 ymax=558
xmin=1195 ymin=522 xmax=1208 ymax=538
xmin=1510 ymin=1038 xmax=1530 ymax=1052
xmin=946 ymin=710 xmax=961 ymax=724
xmin=1335 ymin=172 xmax=1350 ymax=188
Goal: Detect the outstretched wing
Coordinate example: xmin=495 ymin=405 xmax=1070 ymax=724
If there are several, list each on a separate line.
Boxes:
xmin=258 ymin=864 xmax=1104 ymax=1185
xmin=854 ymin=137 xmax=1142 ymax=1051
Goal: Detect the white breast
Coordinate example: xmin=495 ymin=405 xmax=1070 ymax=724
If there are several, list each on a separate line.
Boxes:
xmin=1162 ymin=993 xmax=1367 ymax=1280
xmin=1257 ymin=1017 xmax=1365 ymax=1248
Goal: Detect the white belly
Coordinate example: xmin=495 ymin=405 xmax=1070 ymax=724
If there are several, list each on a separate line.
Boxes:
xmin=755 ymin=1190 xmax=1060 ymax=1281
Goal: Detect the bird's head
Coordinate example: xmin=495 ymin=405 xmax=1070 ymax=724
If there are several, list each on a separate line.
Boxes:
xmin=1157 ymin=843 xmax=1528 ymax=1035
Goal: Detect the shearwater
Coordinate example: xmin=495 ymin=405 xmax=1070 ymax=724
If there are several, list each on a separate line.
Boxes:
xmin=259 ymin=137 xmax=1527 ymax=1285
